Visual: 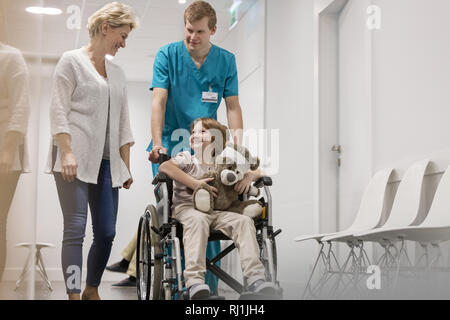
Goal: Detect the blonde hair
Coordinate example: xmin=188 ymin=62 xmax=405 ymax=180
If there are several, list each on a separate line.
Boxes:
xmin=87 ymin=2 xmax=138 ymax=39
xmin=184 ymin=1 xmax=217 ymax=30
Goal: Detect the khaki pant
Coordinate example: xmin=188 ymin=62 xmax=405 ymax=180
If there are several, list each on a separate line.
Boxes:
xmin=175 ymin=205 xmax=266 ymax=289
xmin=122 ymin=232 xmax=137 ymax=278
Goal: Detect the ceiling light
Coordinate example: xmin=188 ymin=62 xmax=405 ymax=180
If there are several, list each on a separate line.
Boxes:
xmin=230 ymin=0 xmax=242 ymax=13
xmin=178 ymin=0 xmax=187 ymax=4
xmin=26 ymin=7 xmax=62 ymax=15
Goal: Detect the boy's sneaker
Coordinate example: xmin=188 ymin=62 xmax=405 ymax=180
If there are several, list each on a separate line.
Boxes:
xmin=189 ymin=283 xmax=210 ymax=300
xmin=248 ymin=279 xmax=277 ymax=296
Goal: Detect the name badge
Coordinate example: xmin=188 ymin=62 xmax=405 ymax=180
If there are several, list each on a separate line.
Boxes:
xmin=202 ymin=91 xmax=218 ymax=103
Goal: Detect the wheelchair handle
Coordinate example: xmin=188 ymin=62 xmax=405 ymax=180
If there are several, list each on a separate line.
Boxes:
xmin=158 ymin=150 xmax=171 ymax=165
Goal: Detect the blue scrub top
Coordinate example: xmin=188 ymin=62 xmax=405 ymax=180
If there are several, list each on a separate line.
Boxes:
xmin=147 ymin=40 xmax=239 ymax=162
xmin=147 ymin=41 xmax=237 ymax=293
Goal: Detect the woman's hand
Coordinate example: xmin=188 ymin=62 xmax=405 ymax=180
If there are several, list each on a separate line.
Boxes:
xmin=148 ymin=145 xmax=167 ymax=163
xmin=0 ymin=131 xmax=22 ymax=174
xmin=234 ymin=172 xmax=254 ymax=195
xmin=61 ymin=151 xmax=78 ymax=182
xmin=123 ymin=175 xmax=133 ymax=189
xmin=0 ymin=150 xmax=14 ymax=174
xmin=194 ymin=177 xmax=218 ymax=198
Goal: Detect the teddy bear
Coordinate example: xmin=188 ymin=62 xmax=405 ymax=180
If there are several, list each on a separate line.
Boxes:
xmin=192 ymin=142 xmax=264 ymax=218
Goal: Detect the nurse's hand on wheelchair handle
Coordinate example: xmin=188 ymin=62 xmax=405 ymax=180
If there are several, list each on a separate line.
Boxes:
xmin=148 ymin=145 xmax=167 ymax=164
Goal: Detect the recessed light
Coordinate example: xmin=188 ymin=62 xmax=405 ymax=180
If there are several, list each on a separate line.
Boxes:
xmin=230 ymin=0 xmax=242 ymax=13
xmin=26 ymin=7 xmax=62 ymax=15
xmin=178 ymin=0 xmax=187 ymax=4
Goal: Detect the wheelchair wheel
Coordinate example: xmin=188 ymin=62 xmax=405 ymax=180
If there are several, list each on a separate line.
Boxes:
xmin=136 ymin=205 xmax=163 ymax=300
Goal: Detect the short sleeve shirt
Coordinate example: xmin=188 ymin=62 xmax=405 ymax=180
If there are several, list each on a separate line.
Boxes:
xmin=147 ymin=41 xmax=239 ymax=160
xmin=171 ymin=151 xmax=214 ymax=211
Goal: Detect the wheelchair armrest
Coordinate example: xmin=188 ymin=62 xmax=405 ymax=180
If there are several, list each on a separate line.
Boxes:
xmin=254 ymin=176 xmax=272 ymax=188
xmin=152 ymin=172 xmax=170 ymax=185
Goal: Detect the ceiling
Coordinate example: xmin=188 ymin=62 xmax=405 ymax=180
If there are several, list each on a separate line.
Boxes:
xmin=0 ymin=0 xmax=257 ymax=81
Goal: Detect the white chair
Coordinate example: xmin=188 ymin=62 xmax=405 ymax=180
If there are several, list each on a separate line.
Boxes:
xmin=295 ymin=168 xmax=393 ymax=299
xmin=15 ymin=242 xmax=55 ymax=291
xmin=323 ymin=159 xmax=431 ymax=291
xmin=357 ymin=165 xmax=450 ymax=269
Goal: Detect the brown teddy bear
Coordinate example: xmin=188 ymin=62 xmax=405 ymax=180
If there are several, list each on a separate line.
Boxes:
xmin=193 ymin=142 xmax=263 ymax=218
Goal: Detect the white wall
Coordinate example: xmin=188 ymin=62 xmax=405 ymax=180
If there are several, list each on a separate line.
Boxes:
xmin=216 ymin=0 xmax=266 ymax=291
xmin=217 ymin=0 xmax=266 ymax=136
xmin=372 ymin=0 xmax=450 ymax=172
xmin=266 ymin=0 xmax=317 ymax=299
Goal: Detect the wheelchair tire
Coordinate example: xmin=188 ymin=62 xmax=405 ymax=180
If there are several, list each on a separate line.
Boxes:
xmin=136 ymin=205 xmax=163 ymax=300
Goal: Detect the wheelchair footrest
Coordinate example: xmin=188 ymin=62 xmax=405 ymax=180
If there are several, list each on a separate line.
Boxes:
xmin=272 ymin=229 xmax=282 ymax=238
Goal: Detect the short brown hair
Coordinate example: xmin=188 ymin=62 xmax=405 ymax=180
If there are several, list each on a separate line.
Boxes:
xmin=184 ymin=1 xmax=217 ymax=30
xmin=191 ymin=118 xmax=228 ymax=150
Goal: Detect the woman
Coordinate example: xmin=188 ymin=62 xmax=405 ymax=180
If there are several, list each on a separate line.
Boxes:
xmin=46 ymin=2 xmax=138 ymax=300
xmin=0 ymin=43 xmax=30 ymax=281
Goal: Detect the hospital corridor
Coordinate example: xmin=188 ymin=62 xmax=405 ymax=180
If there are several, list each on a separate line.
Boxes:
xmin=1 ymin=0 xmax=450 ymax=303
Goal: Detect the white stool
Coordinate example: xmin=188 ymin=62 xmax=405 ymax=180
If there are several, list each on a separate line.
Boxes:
xmin=15 ymin=243 xmax=55 ymax=291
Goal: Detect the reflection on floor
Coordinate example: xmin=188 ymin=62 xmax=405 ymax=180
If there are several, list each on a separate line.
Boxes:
xmin=0 ymin=281 xmax=239 ymax=300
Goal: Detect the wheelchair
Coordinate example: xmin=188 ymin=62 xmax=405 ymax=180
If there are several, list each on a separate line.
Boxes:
xmin=136 ymin=154 xmax=282 ymax=300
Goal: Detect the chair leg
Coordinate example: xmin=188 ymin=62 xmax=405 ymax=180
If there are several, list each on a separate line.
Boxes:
xmin=429 ymin=244 xmax=443 ymax=269
xmin=340 ymin=242 xmax=371 ymax=299
xmin=302 ymin=241 xmax=342 ymax=300
xmin=301 ymin=242 xmax=326 ymax=300
xmin=415 ymin=244 xmax=428 ymax=268
xmin=307 ymin=246 xmax=334 ymax=299
xmin=36 ymin=250 xmax=52 ymax=291
xmin=352 ymin=242 xmax=373 ymax=297
xmin=328 ymin=243 xmax=342 ymax=272
xmin=15 ymin=250 xmax=32 ymax=291
xmin=393 ymin=240 xmax=405 ymax=288
xmin=330 ymin=243 xmax=357 ymax=298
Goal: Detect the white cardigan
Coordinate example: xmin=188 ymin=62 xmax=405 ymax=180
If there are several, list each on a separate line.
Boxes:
xmin=46 ymin=47 xmax=134 ymax=188
xmin=0 ymin=43 xmax=30 ymax=172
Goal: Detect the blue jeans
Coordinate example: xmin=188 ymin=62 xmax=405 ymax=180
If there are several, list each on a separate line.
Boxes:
xmin=54 ymin=160 xmax=118 ymax=294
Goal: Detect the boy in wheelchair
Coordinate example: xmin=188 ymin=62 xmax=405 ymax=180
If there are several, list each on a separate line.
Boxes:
xmin=158 ymin=118 xmax=278 ymax=300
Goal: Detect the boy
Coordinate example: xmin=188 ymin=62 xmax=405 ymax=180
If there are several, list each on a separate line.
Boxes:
xmin=159 ymin=118 xmax=276 ymax=299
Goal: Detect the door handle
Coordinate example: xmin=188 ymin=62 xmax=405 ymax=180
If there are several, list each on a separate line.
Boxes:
xmin=331 ymin=145 xmax=342 ymax=154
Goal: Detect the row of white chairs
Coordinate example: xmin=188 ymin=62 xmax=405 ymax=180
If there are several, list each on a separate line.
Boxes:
xmin=295 ymin=159 xmax=450 ymax=299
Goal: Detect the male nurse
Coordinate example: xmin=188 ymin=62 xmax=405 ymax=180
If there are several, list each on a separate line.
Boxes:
xmin=107 ymin=1 xmax=245 ymax=294
xmin=148 ymin=1 xmax=244 ymax=295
